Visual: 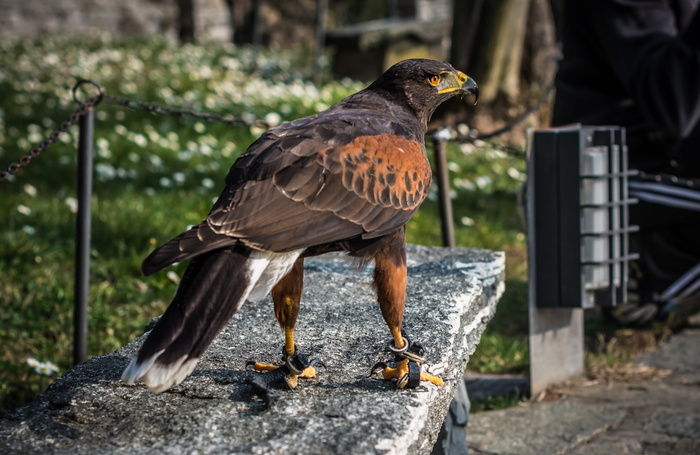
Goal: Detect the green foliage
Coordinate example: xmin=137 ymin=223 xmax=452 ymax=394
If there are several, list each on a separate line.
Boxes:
xmin=0 ymin=37 xmax=529 ymax=415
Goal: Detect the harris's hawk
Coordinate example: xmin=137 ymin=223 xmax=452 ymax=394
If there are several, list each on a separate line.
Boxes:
xmin=122 ymin=59 xmax=478 ymax=393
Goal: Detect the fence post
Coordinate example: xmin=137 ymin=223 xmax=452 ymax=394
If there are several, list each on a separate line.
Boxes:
xmin=74 ymin=107 xmax=94 ymax=365
xmin=432 ymin=130 xmax=455 ymax=247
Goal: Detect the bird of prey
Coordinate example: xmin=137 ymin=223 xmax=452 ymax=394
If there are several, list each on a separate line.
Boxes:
xmin=122 ymin=58 xmax=478 ymax=393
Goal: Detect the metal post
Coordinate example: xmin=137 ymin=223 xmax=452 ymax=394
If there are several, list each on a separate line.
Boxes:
xmin=432 ymin=133 xmax=455 ymax=247
xmin=74 ymin=107 xmax=94 ymax=365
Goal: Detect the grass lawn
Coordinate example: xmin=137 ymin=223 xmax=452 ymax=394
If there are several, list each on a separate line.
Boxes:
xmin=1 ymin=37 xmax=663 ymax=416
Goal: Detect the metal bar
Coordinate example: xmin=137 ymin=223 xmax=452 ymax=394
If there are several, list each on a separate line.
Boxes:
xmin=580 ymin=198 xmax=639 ymax=209
xmin=74 ymin=107 xmax=94 ymax=365
xmin=581 ymin=226 xmax=640 ymax=236
xmin=432 ymin=136 xmax=455 ymax=247
xmin=581 ymin=254 xmax=640 ymax=266
xmin=579 ymin=170 xmax=639 ymax=179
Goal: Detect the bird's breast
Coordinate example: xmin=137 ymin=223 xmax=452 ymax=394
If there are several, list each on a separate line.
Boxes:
xmin=322 ymin=134 xmax=432 ymax=210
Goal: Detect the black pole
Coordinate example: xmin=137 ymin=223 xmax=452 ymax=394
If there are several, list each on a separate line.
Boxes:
xmin=433 ymin=134 xmax=455 ymax=247
xmin=74 ymin=108 xmax=94 ymax=365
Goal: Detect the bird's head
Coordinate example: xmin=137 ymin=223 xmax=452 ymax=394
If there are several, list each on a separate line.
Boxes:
xmin=367 ymin=59 xmax=478 ymax=127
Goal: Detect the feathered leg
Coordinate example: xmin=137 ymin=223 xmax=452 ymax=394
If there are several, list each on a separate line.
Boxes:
xmin=248 ymin=258 xmax=319 ymax=388
xmin=372 ymin=229 xmax=443 ymax=388
xmin=273 ymin=257 xmax=305 ymax=358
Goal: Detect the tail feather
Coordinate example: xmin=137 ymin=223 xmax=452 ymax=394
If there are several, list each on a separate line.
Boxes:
xmin=142 ymin=222 xmax=237 ymax=276
xmin=123 ymin=245 xmax=256 ymax=392
xmin=123 ymin=244 xmax=302 ymax=393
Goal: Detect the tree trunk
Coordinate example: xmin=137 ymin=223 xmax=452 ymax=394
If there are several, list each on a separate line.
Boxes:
xmin=451 ymin=0 xmax=558 ymax=103
xmin=224 ymin=0 xmax=236 ymax=44
xmin=177 ymin=0 xmax=195 ymax=43
xmin=472 ymin=0 xmax=531 ymax=104
xmin=450 ymin=0 xmax=484 ymax=72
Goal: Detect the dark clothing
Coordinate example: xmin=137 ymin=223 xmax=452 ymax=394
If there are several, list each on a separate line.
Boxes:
xmin=552 ymin=0 xmax=700 ymax=176
xmin=552 ymin=0 xmax=700 ymax=299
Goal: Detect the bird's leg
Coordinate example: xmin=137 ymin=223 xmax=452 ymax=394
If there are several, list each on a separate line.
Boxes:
xmin=370 ymin=230 xmax=443 ymax=388
xmin=246 ymin=258 xmax=320 ymax=389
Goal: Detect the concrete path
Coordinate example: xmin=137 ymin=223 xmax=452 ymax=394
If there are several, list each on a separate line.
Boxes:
xmin=467 ymin=322 xmax=700 ymax=455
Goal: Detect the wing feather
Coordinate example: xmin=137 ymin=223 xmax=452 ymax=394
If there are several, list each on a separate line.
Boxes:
xmin=144 ymin=111 xmax=432 ymax=271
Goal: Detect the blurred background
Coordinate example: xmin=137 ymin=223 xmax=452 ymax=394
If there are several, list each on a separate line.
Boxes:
xmin=0 ymin=0 xmax=668 ymax=415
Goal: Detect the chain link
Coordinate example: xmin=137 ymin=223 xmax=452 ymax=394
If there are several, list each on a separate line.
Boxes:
xmin=0 ymin=101 xmax=96 ymax=182
xmin=102 ymin=94 xmax=271 ymax=130
xmin=1 ymin=80 xmax=272 ymax=183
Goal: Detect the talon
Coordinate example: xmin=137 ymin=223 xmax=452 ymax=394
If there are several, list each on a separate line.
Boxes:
xmin=420 ymin=371 xmax=444 ymax=387
xmin=370 ymin=362 xmax=389 ymax=376
xmin=284 ymin=352 xmax=321 ymax=379
xmin=373 ymin=357 xmax=444 ymax=389
xmin=284 ymin=374 xmax=299 ymax=390
xmin=248 ymin=346 xmax=321 ymax=390
xmin=247 ymin=361 xmax=279 ymax=372
xmin=309 ymin=358 xmax=325 ymax=369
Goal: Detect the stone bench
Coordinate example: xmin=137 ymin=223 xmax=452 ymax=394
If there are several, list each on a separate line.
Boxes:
xmin=0 ymin=245 xmax=504 ymax=454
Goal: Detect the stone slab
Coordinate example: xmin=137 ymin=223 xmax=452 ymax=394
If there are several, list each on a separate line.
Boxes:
xmin=636 ymin=329 xmax=700 ymax=383
xmin=467 ymin=399 xmax=627 ymax=455
xmin=0 ymin=245 xmax=504 ymax=455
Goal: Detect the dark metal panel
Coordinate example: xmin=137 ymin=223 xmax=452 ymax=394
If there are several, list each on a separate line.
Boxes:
xmin=529 ymin=130 xmax=561 ymax=308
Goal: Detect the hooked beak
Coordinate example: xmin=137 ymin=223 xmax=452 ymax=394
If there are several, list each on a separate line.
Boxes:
xmin=460 ymin=76 xmax=479 ymax=105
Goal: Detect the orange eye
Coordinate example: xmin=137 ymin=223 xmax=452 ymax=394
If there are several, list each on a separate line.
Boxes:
xmin=429 ymin=75 xmax=441 ymax=86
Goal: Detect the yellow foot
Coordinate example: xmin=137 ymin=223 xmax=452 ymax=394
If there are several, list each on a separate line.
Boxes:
xmin=374 ymin=359 xmax=444 ymax=388
xmin=284 ymin=366 xmax=317 ymax=389
xmin=246 ymin=355 xmax=321 ymax=389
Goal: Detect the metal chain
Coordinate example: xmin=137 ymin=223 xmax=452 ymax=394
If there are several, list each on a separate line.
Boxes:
xmin=102 ymin=94 xmax=271 ymax=130
xmin=1 ymin=81 xmax=272 ymax=183
xmin=454 ymin=82 xmax=554 ymax=144
xmin=0 ymin=80 xmax=105 ymax=182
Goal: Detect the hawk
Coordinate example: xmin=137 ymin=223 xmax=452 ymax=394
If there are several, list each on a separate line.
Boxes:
xmin=122 ymin=58 xmax=478 ymax=393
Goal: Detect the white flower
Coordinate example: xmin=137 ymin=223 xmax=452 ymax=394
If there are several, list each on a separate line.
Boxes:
xmin=173 ymin=172 xmax=186 ymax=184
xmin=21 ymin=225 xmax=36 ymax=235
xmin=27 ymin=358 xmax=59 ymax=376
xmin=159 ymin=177 xmax=172 ymax=188
xmin=201 ymin=178 xmax=215 ymax=189
xmin=17 ymin=204 xmax=31 ymax=215
xmin=264 ymin=112 xmax=282 ymax=126
xmin=149 ymin=155 xmax=163 ymax=168
xmin=461 ymin=216 xmax=475 ymax=226
xmin=507 ymin=167 xmax=525 ymax=181
xmin=133 ymin=134 xmax=147 ymax=147
xmin=65 ymin=197 xmax=78 ymax=214
xmin=35 ymin=363 xmax=52 ymax=376
xmin=475 ymin=176 xmax=492 ymax=189
xmin=23 ymin=184 xmax=37 ymax=196
xmin=95 ymin=163 xmax=116 ymax=180
xmin=166 ymin=270 xmax=180 ymax=285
